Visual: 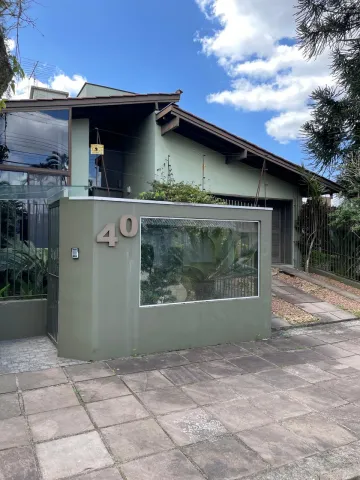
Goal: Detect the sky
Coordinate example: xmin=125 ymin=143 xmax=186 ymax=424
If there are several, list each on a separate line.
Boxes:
xmin=10 ymin=0 xmax=332 ymax=169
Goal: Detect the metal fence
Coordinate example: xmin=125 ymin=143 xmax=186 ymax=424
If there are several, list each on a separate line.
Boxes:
xmin=0 ymin=200 xmax=48 ymax=299
xmin=294 ymin=199 xmax=360 ymax=283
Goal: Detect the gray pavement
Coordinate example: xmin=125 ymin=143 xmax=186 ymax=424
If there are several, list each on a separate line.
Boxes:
xmin=3 ymin=321 xmax=360 ymax=478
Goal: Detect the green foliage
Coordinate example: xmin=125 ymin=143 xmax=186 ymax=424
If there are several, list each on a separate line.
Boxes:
xmin=138 ymin=180 xmax=226 ymax=205
xmin=330 ymin=198 xmax=360 ymax=234
xmin=296 ymin=0 xmax=360 ymax=171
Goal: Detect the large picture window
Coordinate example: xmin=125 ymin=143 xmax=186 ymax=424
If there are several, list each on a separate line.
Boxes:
xmin=0 ymin=110 xmax=69 ymax=171
xmin=140 ymin=217 xmax=259 ymax=306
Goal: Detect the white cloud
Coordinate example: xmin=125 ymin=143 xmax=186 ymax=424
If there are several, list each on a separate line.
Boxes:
xmin=5 ymin=38 xmax=16 ymax=52
xmin=265 ymin=110 xmax=311 ymax=144
xmin=195 ymin=0 xmax=332 ymax=143
xmin=9 ymin=73 xmax=86 ymax=100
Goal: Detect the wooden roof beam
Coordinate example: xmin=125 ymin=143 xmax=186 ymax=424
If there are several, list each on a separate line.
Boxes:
xmin=161 ymin=116 xmax=180 ymax=136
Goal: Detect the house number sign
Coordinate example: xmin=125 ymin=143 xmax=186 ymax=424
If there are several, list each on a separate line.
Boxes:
xmin=96 ymin=215 xmax=138 ymax=247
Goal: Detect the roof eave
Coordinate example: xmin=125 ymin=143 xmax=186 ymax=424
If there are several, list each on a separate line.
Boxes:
xmin=4 ymin=93 xmax=181 ymax=111
xmin=156 ymin=105 xmax=341 ymax=195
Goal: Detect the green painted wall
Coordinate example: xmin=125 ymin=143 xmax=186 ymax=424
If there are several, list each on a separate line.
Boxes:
xmin=155 ymin=127 xmax=300 ymax=201
xmin=0 ymin=299 xmax=47 ymax=340
xmin=57 ymin=197 xmax=272 ymax=361
xmin=77 ymin=84 xmax=134 ymax=98
xmin=122 ymin=113 xmax=156 ymax=197
xmin=71 ymin=119 xmax=90 ymax=188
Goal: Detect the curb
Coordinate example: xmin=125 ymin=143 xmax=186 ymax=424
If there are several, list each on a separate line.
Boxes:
xmin=272 ymin=316 xmax=360 ymax=332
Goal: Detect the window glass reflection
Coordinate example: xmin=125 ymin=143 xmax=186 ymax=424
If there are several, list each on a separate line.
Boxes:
xmin=140 ymin=217 xmax=259 ymax=306
xmin=0 ymin=110 xmax=69 ymax=170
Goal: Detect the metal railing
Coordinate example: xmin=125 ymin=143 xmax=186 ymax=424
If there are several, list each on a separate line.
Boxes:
xmin=0 ymin=200 xmax=48 ymax=299
xmin=294 ymin=199 xmax=360 ymax=283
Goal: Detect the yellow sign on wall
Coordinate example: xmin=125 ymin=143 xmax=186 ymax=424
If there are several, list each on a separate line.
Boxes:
xmin=91 ymin=144 xmax=104 ymax=155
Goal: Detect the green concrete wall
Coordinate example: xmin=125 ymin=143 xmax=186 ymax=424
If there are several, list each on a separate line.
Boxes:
xmin=155 ymin=128 xmax=301 ymax=201
xmin=0 ymin=299 xmax=47 ymax=340
xmin=71 ymin=119 xmax=90 ymax=189
xmin=57 ymin=197 xmax=272 ymax=361
xmin=77 ymin=84 xmax=133 ymax=97
xmin=123 ymin=112 xmax=156 ymax=197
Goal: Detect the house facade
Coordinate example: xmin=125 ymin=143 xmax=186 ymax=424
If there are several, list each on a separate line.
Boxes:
xmin=0 ymin=82 xmax=340 ymax=265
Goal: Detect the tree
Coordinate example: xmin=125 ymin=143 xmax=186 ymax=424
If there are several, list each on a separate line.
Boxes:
xmin=0 ymin=0 xmax=32 ymax=107
xmin=296 ymin=0 xmax=360 ymax=172
xmin=297 ymin=168 xmax=326 ymax=272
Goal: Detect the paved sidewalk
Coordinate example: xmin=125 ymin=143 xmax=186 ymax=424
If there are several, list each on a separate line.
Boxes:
xmin=3 ymin=321 xmax=360 ymax=478
xmin=273 ymin=278 xmax=357 ymax=323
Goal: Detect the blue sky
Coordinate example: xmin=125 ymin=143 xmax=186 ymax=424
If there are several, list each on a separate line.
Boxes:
xmin=15 ymin=0 xmax=331 ymax=169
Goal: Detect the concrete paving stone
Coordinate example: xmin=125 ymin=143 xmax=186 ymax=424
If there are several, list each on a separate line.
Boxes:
xmin=17 ymin=367 xmax=68 ymax=391
xmin=264 ymin=338 xmax=307 ymax=351
xmin=182 ymin=379 xmax=239 ymax=405
xmin=0 ymin=446 xmax=39 ymax=480
xmin=229 ymin=355 xmax=276 ymax=373
xmin=287 ymin=384 xmax=348 ymax=411
xmin=237 ymin=423 xmax=313 ymax=467
xmin=178 ymin=347 xmax=222 ymax=363
xmin=0 ymin=416 xmax=30 ymax=450
xmin=140 ymin=352 xmax=190 ymax=370
xmin=0 ymin=392 xmax=20 ymax=420
xmin=160 ymin=365 xmax=212 ymax=386
xmin=158 ymin=407 xmax=227 ymax=446
xmin=252 ymin=391 xmax=312 ymax=421
xmin=36 ymin=431 xmax=113 ymax=480
xmin=314 ymin=344 xmax=354 ymax=359
xmin=28 ymin=405 xmax=93 ymax=442
xmin=137 ymin=386 xmax=196 ymax=415
xmin=318 ymin=377 xmax=360 ymax=402
xmin=313 ymin=302 xmax=340 ymax=312
xmin=338 ymin=354 xmax=360 ymax=370
xmin=184 ymin=435 xmax=267 ymax=480
xmin=312 ymin=360 xmax=360 ymax=378
xmin=23 ymin=384 xmax=79 ymax=415
xmin=276 ymin=293 xmax=306 ymax=304
xmin=236 ymin=341 xmax=279 ymax=355
xmin=332 ymin=310 xmax=357 ymax=320
xmin=65 ymin=362 xmax=114 ymax=382
xmin=106 ymin=357 xmax=151 ymax=375
xmin=0 ymin=373 xmax=17 ymax=394
xmin=260 ymin=351 xmax=306 ymax=367
xmin=297 ymin=303 xmax=331 ymax=314
xmin=302 ymin=332 xmax=350 ymax=344
xmin=316 ymin=312 xmax=348 ymax=323
xmin=297 ymin=348 xmax=337 ymax=364
xmin=282 ymin=412 xmax=357 ymax=451
xmin=121 ymin=449 xmax=205 ymax=480
xmin=241 ymin=461 xmax=317 ymax=480
xmin=289 ymin=334 xmax=326 ymax=347
xmin=205 ymin=397 xmax=272 ymax=433
xmin=87 ymin=395 xmax=149 ymax=428
xmin=324 ymin=404 xmax=360 ymax=436
xmin=121 ymin=370 xmax=172 ymax=393
xmin=255 ymin=368 xmax=310 ymax=389
xmin=333 ymin=340 xmax=360 ymax=355
xmin=196 ymin=360 xmax=244 ymax=378
xmin=284 ymin=363 xmax=337 ymax=383
xmin=314 ymin=440 xmax=360 ymax=479
xmin=220 ymin=374 xmax=275 ymax=398
xmin=70 ymin=468 xmax=123 ymax=479
xmin=209 ymin=343 xmax=250 ymax=359
xmin=75 ymin=376 xmax=130 ymax=402
xmin=102 ymin=418 xmax=173 ymax=462
xmin=276 ymin=286 xmax=302 ymax=295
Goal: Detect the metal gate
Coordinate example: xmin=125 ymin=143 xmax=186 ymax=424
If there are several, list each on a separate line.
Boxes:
xmin=47 ymin=201 xmax=60 ymax=342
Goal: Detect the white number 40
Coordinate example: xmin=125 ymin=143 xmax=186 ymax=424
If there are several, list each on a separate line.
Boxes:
xmin=96 ymin=215 xmax=138 ymax=247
